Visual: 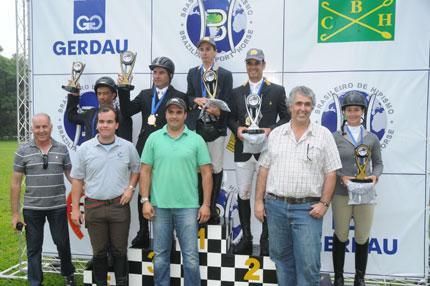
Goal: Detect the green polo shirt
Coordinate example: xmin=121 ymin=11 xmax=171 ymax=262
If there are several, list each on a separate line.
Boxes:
xmin=141 ymin=125 xmax=211 ymax=208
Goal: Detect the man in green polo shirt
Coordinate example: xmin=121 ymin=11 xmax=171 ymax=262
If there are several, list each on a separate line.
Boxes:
xmin=140 ymin=97 xmax=212 ymax=285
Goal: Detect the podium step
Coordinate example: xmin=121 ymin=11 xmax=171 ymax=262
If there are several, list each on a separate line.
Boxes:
xmin=83 ymin=223 xmax=278 ymax=285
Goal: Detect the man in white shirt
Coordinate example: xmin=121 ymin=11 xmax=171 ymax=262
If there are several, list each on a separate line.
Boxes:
xmin=254 ymin=86 xmax=341 ymax=286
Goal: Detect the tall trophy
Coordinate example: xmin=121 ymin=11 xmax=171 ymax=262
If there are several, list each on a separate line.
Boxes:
xmin=118 ymin=51 xmax=137 ymax=91
xmin=202 ymin=69 xmax=218 ymax=99
xmin=62 ymin=61 xmax=85 ymax=93
xmin=351 ymin=144 xmax=372 ymax=183
xmin=347 ymin=143 xmax=376 ymax=205
xmin=243 ymin=93 xmax=264 ymax=134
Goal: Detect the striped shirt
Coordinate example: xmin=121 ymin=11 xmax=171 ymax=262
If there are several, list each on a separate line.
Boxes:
xmin=258 ymin=122 xmax=342 ymax=198
xmin=13 ymin=138 xmax=71 ymax=210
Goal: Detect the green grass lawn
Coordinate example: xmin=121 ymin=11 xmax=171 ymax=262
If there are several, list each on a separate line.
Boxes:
xmin=0 ymin=141 xmax=84 ymax=286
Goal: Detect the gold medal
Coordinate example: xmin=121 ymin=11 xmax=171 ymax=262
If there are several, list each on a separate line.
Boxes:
xmin=147 ymin=114 xmax=156 ymax=126
xmin=245 ymin=116 xmax=251 ymax=126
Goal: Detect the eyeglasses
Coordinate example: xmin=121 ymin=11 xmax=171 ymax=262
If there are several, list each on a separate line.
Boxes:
xmin=42 ymin=154 xmax=48 ymax=169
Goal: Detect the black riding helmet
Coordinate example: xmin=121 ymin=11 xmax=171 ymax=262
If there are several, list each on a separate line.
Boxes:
xmin=149 ymin=56 xmax=175 ymax=78
xmin=94 ymin=76 xmax=117 ymax=93
xmin=341 ymin=90 xmax=367 ymax=110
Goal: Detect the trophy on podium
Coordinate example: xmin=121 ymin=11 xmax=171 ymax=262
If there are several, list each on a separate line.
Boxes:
xmin=62 ymin=61 xmax=85 ymax=93
xmin=347 ymin=144 xmax=376 ymax=205
xmin=351 ymin=144 xmax=372 ymax=183
xmin=202 ymin=69 xmax=218 ymax=99
xmin=243 ymin=93 xmax=264 ymax=134
xmin=118 ymin=51 xmax=137 ymax=91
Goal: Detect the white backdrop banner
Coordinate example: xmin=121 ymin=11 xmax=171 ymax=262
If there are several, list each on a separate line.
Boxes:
xmin=30 ymin=0 xmax=430 ymax=279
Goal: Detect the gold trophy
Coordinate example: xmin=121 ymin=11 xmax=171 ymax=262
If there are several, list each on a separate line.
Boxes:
xmin=243 ymin=93 xmax=264 ymax=134
xmin=202 ymin=69 xmax=218 ymax=99
xmin=62 ymin=61 xmax=85 ymax=93
xmin=118 ymin=51 xmax=137 ymax=91
xmin=351 ymin=144 xmax=372 ymax=183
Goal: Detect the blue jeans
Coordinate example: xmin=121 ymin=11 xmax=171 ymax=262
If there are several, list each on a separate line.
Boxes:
xmin=265 ymin=197 xmax=323 ymax=286
xmin=152 ymin=208 xmax=200 ymax=286
xmin=23 ymin=208 xmax=75 ymax=286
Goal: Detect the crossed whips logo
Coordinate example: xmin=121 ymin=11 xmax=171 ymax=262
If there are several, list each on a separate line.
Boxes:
xmin=318 ymin=0 xmax=395 ymax=43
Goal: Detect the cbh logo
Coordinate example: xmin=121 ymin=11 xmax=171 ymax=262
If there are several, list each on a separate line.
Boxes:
xmin=180 ymin=0 xmax=254 ymax=62
xmin=73 ymin=0 xmax=105 ymax=34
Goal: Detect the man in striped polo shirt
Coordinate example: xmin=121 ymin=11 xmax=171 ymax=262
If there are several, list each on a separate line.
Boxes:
xmin=10 ymin=113 xmax=75 ymax=286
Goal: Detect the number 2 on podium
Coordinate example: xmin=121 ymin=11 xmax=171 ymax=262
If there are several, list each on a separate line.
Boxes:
xmin=244 ymin=257 xmax=261 ymax=281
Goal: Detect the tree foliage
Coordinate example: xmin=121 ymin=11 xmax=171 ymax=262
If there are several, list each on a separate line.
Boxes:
xmin=0 ymin=53 xmax=17 ymax=137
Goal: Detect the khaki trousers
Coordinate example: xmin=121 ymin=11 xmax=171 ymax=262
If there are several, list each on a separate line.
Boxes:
xmin=332 ymin=195 xmax=374 ymax=244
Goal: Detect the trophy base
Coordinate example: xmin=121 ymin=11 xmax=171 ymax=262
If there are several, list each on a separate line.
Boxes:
xmin=62 ymin=85 xmax=79 ymax=94
xmin=351 ymin=178 xmax=373 ymax=183
xmin=243 ymin=129 xmax=265 ymax=134
xmin=118 ymin=84 xmax=135 ymax=91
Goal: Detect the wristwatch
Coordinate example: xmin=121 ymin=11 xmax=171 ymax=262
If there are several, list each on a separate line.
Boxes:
xmin=319 ymin=200 xmax=330 ymax=208
xmin=140 ymin=197 xmax=149 ymax=204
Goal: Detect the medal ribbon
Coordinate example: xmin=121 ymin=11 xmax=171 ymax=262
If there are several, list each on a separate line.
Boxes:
xmin=151 ymin=87 xmax=167 ymax=115
xmin=249 ymin=80 xmax=264 ymax=98
xmin=345 ymin=125 xmax=364 ymax=147
xmin=346 ymin=125 xmax=364 ymax=165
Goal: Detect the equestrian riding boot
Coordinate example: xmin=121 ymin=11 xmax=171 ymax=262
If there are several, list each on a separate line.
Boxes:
xmin=233 ymin=198 xmax=253 ymax=255
xmin=332 ymin=234 xmax=346 ymax=286
xmin=208 ymin=171 xmax=223 ymax=224
xmin=131 ymin=195 xmax=150 ymax=249
xmin=259 ymin=217 xmax=269 ymax=256
xmin=354 ymin=240 xmax=369 ymax=286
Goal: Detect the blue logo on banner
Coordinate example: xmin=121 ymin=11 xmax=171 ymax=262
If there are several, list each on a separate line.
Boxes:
xmin=313 ymin=83 xmax=395 ymax=149
xmin=324 ymin=236 xmax=398 ymax=255
xmin=180 ymin=0 xmax=254 ymax=60
xmin=74 ymin=0 xmax=106 ymax=34
xmin=53 ymin=0 xmax=128 ymax=55
xmin=321 ymin=90 xmax=388 ymax=140
xmin=63 ymin=91 xmax=99 ymax=146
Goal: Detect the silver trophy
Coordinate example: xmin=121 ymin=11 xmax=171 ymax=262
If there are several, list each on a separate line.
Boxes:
xmin=62 ymin=61 xmax=85 ymax=93
xmin=202 ymin=69 xmax=218 ymax=99
xmin=118 ymin=51 xmax=137 ymax=91
xmin=243 ymin=93 xmax=264 ymax=134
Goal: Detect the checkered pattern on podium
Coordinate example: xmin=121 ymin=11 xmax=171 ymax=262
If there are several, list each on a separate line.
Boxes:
xmin=83 ymin=223 xmax=277 ymax=285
